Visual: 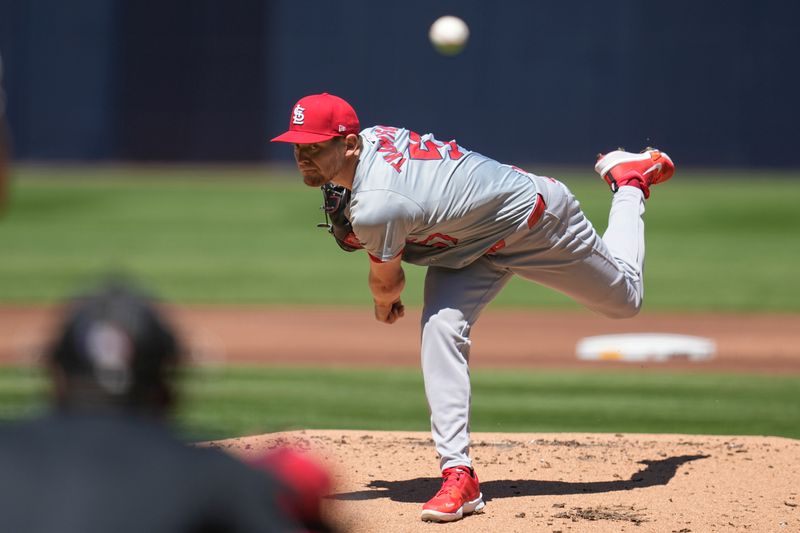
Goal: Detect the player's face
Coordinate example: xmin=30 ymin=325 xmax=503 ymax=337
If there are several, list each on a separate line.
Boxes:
xmin=294 ymin=138 xmax=345 ymax=187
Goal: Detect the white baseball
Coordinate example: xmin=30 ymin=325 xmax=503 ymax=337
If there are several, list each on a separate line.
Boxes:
xmin=429 ymin=16 xmax=470 ymax=56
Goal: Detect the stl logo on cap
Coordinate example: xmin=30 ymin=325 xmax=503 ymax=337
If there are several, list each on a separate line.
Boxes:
xmin=292 ymin=105 xmax=305 ymax=125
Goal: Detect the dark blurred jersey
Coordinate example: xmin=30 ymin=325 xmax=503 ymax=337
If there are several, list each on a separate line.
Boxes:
xmin=0 ymin=412 xmax=297 ymax=533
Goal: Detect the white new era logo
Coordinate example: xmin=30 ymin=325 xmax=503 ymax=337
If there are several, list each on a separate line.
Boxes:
xmin=292 ymin=105 xmax=305 ymax=125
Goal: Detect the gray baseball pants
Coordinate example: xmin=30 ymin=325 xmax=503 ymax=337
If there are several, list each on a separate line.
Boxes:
xmin=420 ymin=176 xmax=645 ymax=470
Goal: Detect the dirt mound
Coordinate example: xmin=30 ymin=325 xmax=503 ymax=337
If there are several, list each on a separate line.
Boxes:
xmin=211 ymin=429 xmax=800 ymax=532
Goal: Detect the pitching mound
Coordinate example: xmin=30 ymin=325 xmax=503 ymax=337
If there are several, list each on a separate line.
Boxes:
xmin=211 ymin=429 xmax=800 ymax=532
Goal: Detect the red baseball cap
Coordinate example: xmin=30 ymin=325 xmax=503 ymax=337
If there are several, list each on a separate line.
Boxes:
xmin=270 ymin=93 xmax=360 ymax=144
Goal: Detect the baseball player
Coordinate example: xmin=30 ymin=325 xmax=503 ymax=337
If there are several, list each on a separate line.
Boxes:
xmin=0 ymin=281 xmax=299 ymax=533
xmin=271 ymin=93 xmax=675 ymax=523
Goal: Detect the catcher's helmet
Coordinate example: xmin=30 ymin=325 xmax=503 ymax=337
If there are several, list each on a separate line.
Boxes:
xmin=49 ymin=280 xmax=181 ymax=411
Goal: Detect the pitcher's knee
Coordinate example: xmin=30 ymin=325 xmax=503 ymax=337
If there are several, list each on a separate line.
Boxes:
xmin=601 ymin=298 xmax=642 ymax=319
xmin=422 ymin=308 xmax=470 ymax=345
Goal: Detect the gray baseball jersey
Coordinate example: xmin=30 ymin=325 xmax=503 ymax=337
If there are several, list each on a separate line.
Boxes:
xmin=349 ymin=126 xmax=544 ymax=269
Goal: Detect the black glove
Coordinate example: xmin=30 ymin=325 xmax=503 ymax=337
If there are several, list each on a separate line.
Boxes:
xmin=317 ymin=183 xmax=363 ymax=252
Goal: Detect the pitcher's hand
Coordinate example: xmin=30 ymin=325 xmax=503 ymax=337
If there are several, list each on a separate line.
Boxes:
xmin=374 ymin=299 xmax=405 ymax=324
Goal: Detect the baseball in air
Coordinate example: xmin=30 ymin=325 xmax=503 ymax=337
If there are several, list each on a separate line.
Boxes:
xmin=429 ymin=16 xmax=469 ymax=56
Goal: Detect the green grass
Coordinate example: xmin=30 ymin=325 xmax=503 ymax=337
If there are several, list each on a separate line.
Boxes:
xmin=0 ymin=165 xmax=798 ymax=310
xmin=3 ymin=168 xmax=796 ymax=442
xmin=2 ymin=366 xmax=797 ymax=441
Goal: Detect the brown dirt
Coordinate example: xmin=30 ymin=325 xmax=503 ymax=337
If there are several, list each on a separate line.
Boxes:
xmin=3 ymin=305 xmax=800 ymax=531
xmin=3 ymin=305 xmax=799 ymax=372
xmin=212 ymin=430 xmax=800 ymax=532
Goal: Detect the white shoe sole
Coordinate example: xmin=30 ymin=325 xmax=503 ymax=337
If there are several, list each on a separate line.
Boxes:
xmin=594 ymin=150 xmax=666 ymax=179
xmin=420 ymin=494 xmax=485 ymax=522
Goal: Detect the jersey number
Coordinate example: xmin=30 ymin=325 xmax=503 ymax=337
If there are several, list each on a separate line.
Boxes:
xmin=408 ymin=131 xmax=464 ymax=161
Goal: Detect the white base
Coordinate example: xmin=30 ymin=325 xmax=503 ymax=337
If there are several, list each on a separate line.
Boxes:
xmin=576 ymin=333 xmax=716 ymax=362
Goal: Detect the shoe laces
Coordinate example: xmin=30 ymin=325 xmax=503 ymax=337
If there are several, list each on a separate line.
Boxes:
xmin=436 ymin=467 xmax=471 ymax=497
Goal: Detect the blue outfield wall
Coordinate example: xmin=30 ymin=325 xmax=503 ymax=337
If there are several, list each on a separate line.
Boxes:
xmin=0 ymin=0 xmax=798 ymax=167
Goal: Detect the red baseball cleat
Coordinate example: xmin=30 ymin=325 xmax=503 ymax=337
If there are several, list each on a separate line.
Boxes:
xmin=420 ymin=466 xmax=485 ymax=522
xmin=594 ymin=148 xmax=675 ymax=199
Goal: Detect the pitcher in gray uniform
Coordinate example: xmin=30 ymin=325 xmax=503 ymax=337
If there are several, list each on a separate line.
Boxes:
xmin=271 ymin=93 xmax=675 ymax=523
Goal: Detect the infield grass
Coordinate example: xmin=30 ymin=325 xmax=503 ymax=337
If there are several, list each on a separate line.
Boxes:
xmin=1 ymin=165 xmax=799 ymax=311
xmin=1 ymin=366 xmax=798 ymax=442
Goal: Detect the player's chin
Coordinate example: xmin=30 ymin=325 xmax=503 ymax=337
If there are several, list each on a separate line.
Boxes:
xmin=302 ymin=173 xmax=327 ymax=187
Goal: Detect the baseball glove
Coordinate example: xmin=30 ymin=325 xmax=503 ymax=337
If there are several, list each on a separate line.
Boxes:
xmin=317 ymin=183 xmax=363 ymax=252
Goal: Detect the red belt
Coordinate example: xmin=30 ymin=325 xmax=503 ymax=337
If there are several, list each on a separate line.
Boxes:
xmin=486 ymin=193 xmax=546 ymax=255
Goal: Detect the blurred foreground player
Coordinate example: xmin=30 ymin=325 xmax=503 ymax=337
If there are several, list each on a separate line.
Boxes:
xmin=0 ymin=281 xmax=298 ymax=533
